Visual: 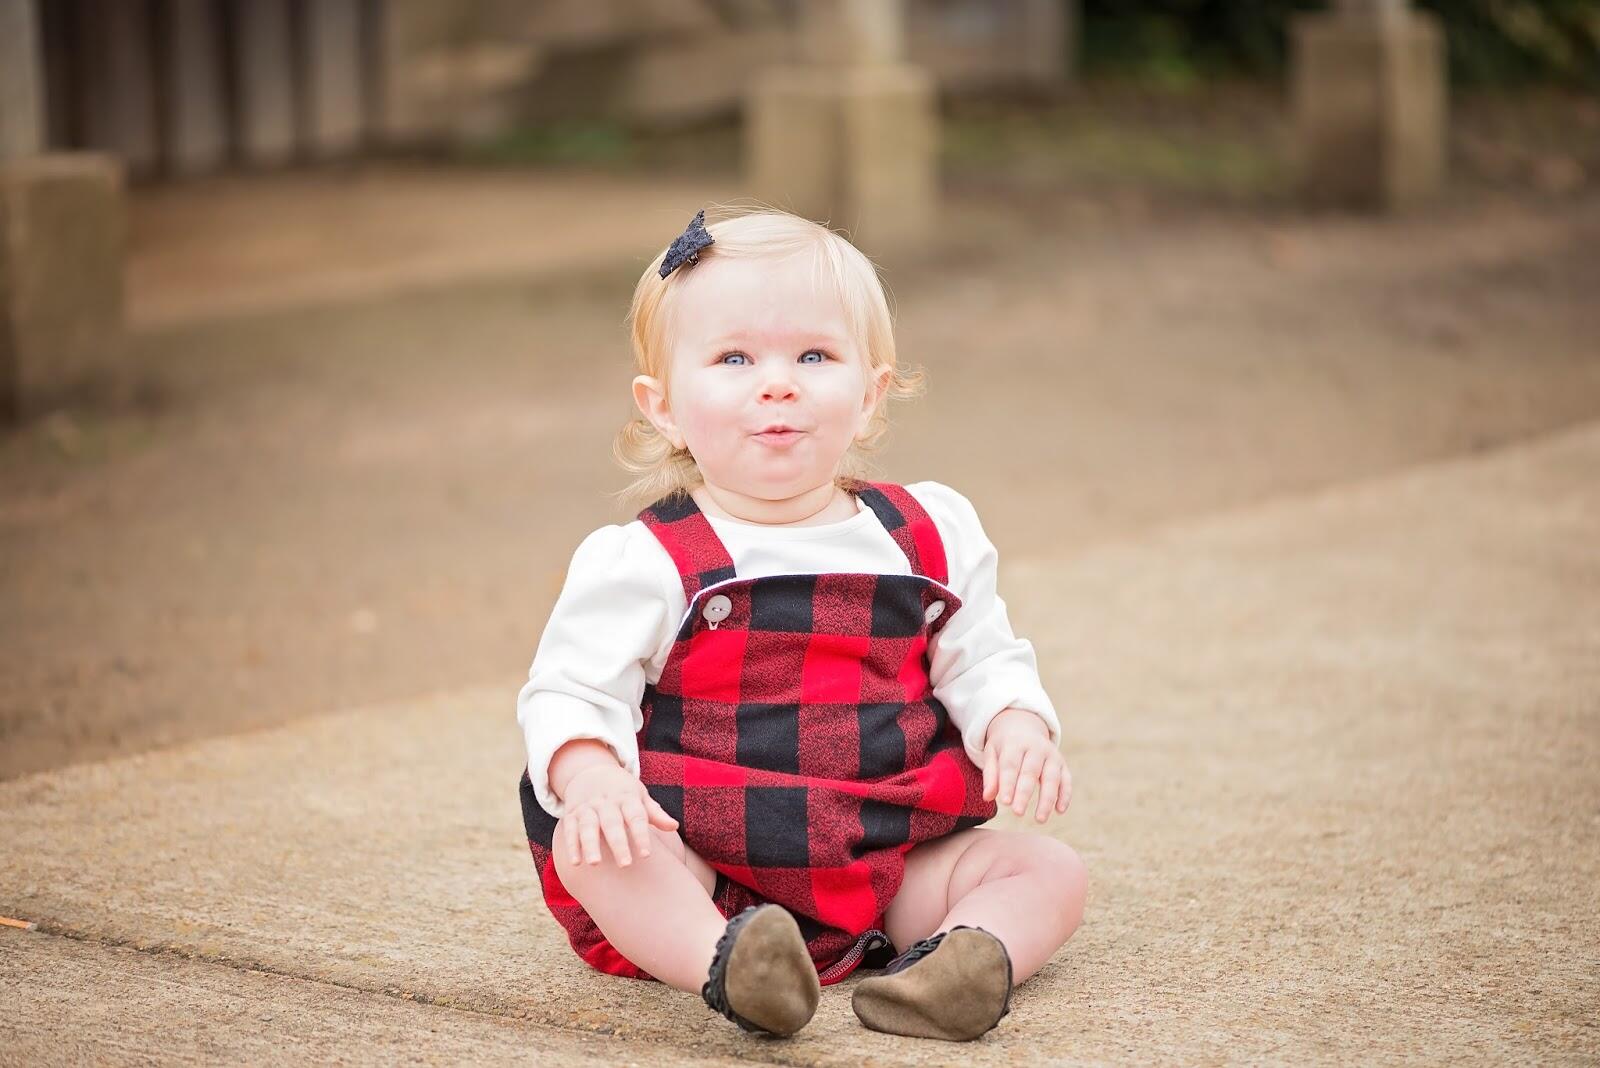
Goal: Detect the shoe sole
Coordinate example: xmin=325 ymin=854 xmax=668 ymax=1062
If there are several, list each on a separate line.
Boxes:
xmin=851 ymin=928 xmax=1012 ymax=1041
xmin=724 ymin=906 xmax=821 ymax=1037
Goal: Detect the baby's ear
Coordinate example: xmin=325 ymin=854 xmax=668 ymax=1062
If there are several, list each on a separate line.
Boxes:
xmin=874 ymin=364 xmax=893 ymax=402
xmin=632 ymin=374 xmax=685 ymax=449
xmin=859 ymin=364 xmax=892 ymax=428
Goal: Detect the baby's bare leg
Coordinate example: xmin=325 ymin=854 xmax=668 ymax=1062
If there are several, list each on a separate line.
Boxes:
xmin=553 ymin=819 xmax=727 ymax=994
xmin=882 ymin=828 xmax=1086 ymax=984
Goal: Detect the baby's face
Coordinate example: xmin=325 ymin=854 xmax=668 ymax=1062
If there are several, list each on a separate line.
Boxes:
xmin=649 ymin=252 xmax=887 ymax=501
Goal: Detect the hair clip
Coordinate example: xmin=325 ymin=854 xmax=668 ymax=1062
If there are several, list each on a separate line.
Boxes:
xmin=659 ymin=209 xmax=714 ymax=279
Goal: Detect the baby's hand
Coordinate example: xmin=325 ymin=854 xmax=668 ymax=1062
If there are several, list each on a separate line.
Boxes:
xmin=982 ymin=708 xmax=1072 ymax=823
xmin=560 ymin=763 xmax=680 ymax=868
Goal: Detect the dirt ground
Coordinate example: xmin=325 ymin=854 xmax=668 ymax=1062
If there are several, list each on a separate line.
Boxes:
xmin=1 ymin=164 xmax=1598 ymax=781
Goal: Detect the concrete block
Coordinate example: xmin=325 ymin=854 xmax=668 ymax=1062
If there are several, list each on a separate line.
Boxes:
xmin=746 ymin=64 xmax=937 ymax=253
xmin=799 ymin=0 xmax=908 ymax=67
xmin=302 ymin=0 xmax=366 ymax=158
xmin=837 ymin=66 xmax=938 ymax=248
xmin=1290 ymin=9 xmax=1447 ymax=209
xmin=747 ymin=68 xmax=839 ymax=221
xmin=0 ymin=154 xmax=126 ymax=421
xmin=1019 ymin=0 xmax=1074 ymax=86
xmin=161 ymin=0 xmax=228 ymax=176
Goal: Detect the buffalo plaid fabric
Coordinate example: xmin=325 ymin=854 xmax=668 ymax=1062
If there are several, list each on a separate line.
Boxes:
xmin=520 ymin=479 xmax=996 ymax=986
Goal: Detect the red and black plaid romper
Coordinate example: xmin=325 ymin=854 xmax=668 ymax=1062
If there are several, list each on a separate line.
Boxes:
xmin=519 ymin=479 xmax=997 ymax=985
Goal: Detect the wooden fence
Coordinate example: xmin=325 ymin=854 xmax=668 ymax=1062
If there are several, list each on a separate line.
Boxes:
xmin=36 ymin=0 xmax=381 ymax=179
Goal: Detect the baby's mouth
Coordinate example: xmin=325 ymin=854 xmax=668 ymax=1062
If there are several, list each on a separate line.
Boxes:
xmin=752 ymin=428 xmax=807 ymax=446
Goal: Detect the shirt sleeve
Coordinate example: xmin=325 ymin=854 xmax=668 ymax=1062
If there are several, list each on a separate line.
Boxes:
xmin=907 ymin=481 xmax=1062 ymax=766
xmin=516 ymin=522 xmax=680 ymax=819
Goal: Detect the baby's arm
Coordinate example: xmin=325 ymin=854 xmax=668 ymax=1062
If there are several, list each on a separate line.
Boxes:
xmin=909 ymin=482 xmax=1070 ymax=822
xmin=517 ymin=523 xmax=678 ymax=819
xmin=518 ymin=526 xmax=727 ymax=992
xmin=549 ymin=738 xmax=625 ymax=795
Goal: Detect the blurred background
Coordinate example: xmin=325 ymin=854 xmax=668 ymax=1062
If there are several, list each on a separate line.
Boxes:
xmin=1 ymin=0 xmax=1596 ymax=777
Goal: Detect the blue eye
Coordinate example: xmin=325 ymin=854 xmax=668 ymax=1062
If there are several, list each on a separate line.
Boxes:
xmin=799 ymin=350 xmax=828 ymax=364
xmin=719 ymin=352 xmax=750 ymax=365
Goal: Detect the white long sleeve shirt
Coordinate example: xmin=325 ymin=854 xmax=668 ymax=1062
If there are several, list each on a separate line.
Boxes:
xmin=517 ymin=481 xmax=1060 ymax=818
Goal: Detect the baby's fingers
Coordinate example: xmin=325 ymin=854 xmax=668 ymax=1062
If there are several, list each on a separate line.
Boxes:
xmin=645 ymin=793 xmax=680 ymax=832
xmin=577 ymin=808 xmax=603 ymax=866
xmin=1010 ymin=750 xmax=1045 ymax=816
xmin=598 ymin=805 xmax=632 ymax=867
xmin=982 ymin=746 xmax=998 ymax=801
xmin=996 ymin=748 xmax=1022 ymax=807
xmin=563 ymin=812 xmax=582 ymax=866
xmin=1035 ymin=761 xmax=1063 ymax=822
xmin=620 ymin=796 xmax=654 ymax=861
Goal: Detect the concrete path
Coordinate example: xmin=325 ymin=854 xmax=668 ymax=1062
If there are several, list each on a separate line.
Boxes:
xmin=4 ymin=420 xmax=1594 ymax=1064
xmin=1 ymin=934 xmax=744 ymax=1066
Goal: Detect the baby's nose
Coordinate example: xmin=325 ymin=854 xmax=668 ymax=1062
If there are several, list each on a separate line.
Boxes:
xmin=760 ymin=375 xmax=798 ymax=401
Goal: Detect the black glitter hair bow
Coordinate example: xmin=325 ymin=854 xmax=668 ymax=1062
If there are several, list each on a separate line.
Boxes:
xmin=659 ymin=209 xmax=714 ymax=278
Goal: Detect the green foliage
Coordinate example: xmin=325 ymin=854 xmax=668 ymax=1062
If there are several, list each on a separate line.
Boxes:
xmin=1438 ymin=0 xmax=1600 ymax=86
xmin=1078 ymin=0 xmax=1600 ymax=88
xmin=467 ymin=122 xmax=633 ymax=167
xmin=939 ymin=90 xmax=1292 ymax=200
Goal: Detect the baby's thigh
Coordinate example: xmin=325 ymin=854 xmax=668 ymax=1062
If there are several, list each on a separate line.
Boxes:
xmin=885 ymin=829 xmax=1071 ymax=949
xmin=881 ymin=829 xmax=994 ymax=949
xmin=554 ymin=816 xmax=719 ymax=898
xmin=657 ymin=828 xmax=719 ymax=898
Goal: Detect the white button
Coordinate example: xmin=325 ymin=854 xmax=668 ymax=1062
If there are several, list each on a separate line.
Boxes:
xmin=923 ymin=600 xmax=945 ymax=624
xmin=702 ymin=594 xmax=732 ymax=626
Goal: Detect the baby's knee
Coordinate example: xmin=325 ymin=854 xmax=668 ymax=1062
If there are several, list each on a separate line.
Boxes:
xmin=1030 ymin=839 xmax=1087 ymax=927
xmin=1035 ymin=839 xmax=1086 ymax=883
xmin=550 ymin=816 xmax=583 ymax=879
xmin=551 ymin=814 xmax=617 ymax=882
xmin=550 ymin=815 xmax=686 ymax=881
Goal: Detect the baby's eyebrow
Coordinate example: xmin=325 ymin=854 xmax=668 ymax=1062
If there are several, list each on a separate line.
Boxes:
xmin=707 ymin=331 xmax=851 ymax=349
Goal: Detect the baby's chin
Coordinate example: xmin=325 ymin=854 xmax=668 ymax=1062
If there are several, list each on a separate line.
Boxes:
xmin=700 ymin=466 xmax=845 ymax=504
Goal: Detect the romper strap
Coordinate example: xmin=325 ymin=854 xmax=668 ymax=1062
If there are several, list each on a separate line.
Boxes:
xmin=845 ymin=479 xmax=951 ymax=585
xmin=638 ymin=480 xmax=952 ymax=601
xmin=637 ymin=491 xmax=737 ymax=606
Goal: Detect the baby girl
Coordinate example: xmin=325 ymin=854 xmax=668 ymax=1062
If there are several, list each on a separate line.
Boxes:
xmin=517 ymin=208 xmax=1086 ymax=1042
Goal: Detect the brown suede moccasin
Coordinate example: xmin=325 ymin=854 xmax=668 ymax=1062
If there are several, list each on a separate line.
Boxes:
xmin=701 ymin=904 xmax=821 ymax=1038
xmin=850 ymin=926 xmax=1014 ymax=1041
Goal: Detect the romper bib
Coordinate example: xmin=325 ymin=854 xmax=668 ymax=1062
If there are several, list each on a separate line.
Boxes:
xmin=519 ymin=479 xmax=997 ymax=985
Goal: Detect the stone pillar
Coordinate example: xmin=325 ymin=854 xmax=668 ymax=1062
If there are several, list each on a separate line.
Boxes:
xmin=232 ymin=0 xmax=298 ymax=165
xmin=1290 ymin=0 xmax=1447 ymax=209
xmin=0 ymin=1 xmax=127 ymax=422
xmin=161 ymin=0 xmax=229 ymax=176
xmin=0 ymin=0 xmax=45 ymax=159
xmin=81 ymin=0 xmax=161 ymax=178
xmin=0 ymin=157 xmax=127 ymax=420
xmin=302 ymin=0 xmax=365 ymax=158
xmin=746 ymin=0 xmax=938 ymax=252
xmin=1019 ymin=0 xmax=1074 ymax=87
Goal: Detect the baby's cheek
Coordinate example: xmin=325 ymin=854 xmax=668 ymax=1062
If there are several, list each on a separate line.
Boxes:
xmin=675 ymin=413 xmax=718 ymax=454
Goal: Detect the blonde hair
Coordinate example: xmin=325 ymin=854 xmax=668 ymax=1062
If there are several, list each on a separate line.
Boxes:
xmin=611 ymin=206 xmax=924 ymax=507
